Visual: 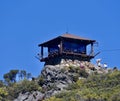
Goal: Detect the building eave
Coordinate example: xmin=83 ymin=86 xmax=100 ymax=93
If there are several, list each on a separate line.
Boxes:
xmin=38 ymin=33 xmax=96 ymax=47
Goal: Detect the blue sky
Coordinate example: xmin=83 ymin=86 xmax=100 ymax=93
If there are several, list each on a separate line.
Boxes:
xmin=0 ymin=0 xmax=120 ymax=80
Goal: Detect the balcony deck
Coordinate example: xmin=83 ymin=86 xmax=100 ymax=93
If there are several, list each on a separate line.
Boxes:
xmin=40 ymin=51 xmax=94 ymax=62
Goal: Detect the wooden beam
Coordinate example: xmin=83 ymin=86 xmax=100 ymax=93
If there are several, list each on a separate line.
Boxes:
xmin=41 ymin=46 xmax=43 ymax=58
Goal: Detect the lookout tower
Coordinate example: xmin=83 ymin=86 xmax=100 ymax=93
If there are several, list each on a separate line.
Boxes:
xmin=38 ymin=33 xmax=96 ymax=65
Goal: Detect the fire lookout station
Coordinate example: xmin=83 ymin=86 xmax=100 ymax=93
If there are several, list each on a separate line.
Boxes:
xmin=38 ymin=33 xmax=96 ymax=65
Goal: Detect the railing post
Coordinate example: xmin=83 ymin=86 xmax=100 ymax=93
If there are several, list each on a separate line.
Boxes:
xmin=41 ymin=46 xmax=43 ymax=58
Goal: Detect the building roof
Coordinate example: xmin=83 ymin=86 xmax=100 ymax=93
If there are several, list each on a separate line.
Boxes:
xmin=61 ymin=33 xmax=95 ymax=41
xmin=39 ymin=33 xmax=96 ymax=47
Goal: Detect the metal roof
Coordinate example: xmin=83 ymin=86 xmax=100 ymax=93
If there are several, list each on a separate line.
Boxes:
xmin=61 ymin=33 xmax=95 ymax=41
xmin=39 ymin=33 xmax=96 ymax=46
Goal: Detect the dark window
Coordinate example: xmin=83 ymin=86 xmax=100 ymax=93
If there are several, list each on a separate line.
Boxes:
xmin=49 ymin=45 xmax=59 ymax=54
xmin=63 ymin=41 xmax=86 ymax=54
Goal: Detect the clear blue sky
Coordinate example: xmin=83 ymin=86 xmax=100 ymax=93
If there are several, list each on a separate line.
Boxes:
xmin=0 ymin=0 xmax=120 ymax=80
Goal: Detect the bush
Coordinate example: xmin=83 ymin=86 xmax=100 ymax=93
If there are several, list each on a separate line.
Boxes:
xmin=68 ymin=66 xmax=89 ymax=78
xmin=15 ymin=79 xmax=41 ymax=93
xmin=78 ymin=68 xmax=89 ymax=78
xmin=72 ymin=74 xmax=79 ymax=82
xmin=47 ymin=70 xmax=120 ymax=101
xmin=45 ymin=96 xmax=62 ymax=101
xmin=38 ymin=76 xmax=45 ymax=86
xmin=0 ymin=87 xmax=8 ymax=101
xmin=7 ymin=79 xmax=41 ymax=100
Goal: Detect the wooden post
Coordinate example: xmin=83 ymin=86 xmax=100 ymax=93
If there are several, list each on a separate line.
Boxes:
xmin=48 ymin=47 xmax=50 ymax=55
xmin=91 ymin=43 xmax=94 ymax=56
xmin=60 ymin=39 xmax=63 ymax=54
xmin=41 ymin=46 xmax=43 ymax=58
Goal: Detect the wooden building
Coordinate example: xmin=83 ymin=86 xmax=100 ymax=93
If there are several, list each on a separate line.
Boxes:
xmin=38 ymin=33 xmax=96 ymax=65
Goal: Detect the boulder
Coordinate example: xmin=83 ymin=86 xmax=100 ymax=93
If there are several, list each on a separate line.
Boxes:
xmin=14 ymin=91 xmax=44 ymax=101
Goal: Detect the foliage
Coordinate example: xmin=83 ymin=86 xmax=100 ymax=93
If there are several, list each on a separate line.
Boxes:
xmin=15 ymin=79 xmax=41 ymax=93
xmin=47 ymin=70 xmax=120 ymax=101
xmin=38 ymin=75 xmax=45 ymax=86
xmin=3 ymin=70 xmax=19 ymax=84
xmin=6 ymin=79 xmax=41 ymax=100
xmin=1 ymin=68 xmax=120 ymax=101
xmin=18 ymin=70 xmax=32 ymax=80
xmin=0 ymin=87 xmax=8 ymax=101
xmin=1 ymin=69 xmax=39 ymax=100
xmin=3 ymin=69 xmax=32 ymax=86
xmin=69 ymin=66 xmax=89 ymax=78
xmin=0 ymin=80 xmax=4 ymax=87
xmin=18 ymin=70 xmax=27 ymax=80
xmin=45 ymin=96 xmax=62 ymax=101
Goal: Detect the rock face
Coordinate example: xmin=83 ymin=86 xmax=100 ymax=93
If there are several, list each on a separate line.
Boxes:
xmin=38 ymin=59 xmax=97 ymax=98
xmin=14 ymin=91 xmax=44 ymax=101
xmin=14 ymin=59 xmax=110 ymax=101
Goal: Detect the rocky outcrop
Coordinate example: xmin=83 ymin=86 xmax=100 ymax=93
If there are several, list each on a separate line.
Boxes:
xmin=38 ymin=59 xmax=99 ymax=98
xmin=14 ymin=59 xmax=110 ymax=101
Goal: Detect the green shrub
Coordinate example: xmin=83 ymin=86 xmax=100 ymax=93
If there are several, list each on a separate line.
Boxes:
xmin=38 ymin=76 xmax=45 ymax=86
xmin=47 ymin=70 xmax=120 ymax=101
xmin=7 ymin=79 xmax=41 ymax=100
xmin=15 ymin=79 xmax=41 ymax=93
xmin=72 ymin=74 xmax=79 ymax=82
xmin=0 ymin=87 xmax=8 ymax=101
xmin=45 ymin=96 xmax=62 ymax=101
xmin=68 ymin=66 xmax=89 ymax=78
xmin=78 ymin=68 xmax=89 ymax=78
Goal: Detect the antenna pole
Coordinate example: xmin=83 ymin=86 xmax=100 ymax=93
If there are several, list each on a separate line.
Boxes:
xmin=66 ymin=25 xmax=69 ymax=33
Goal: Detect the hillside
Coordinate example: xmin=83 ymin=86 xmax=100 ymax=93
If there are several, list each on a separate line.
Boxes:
xmin=46 ymin=70 xmax=120 ymax=101
xmin=0 ymin=59 xmax=120 ymax=101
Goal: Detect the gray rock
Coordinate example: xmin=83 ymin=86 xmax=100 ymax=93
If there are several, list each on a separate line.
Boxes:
xmin=14 ymin=93 xmax=28 ymax=101
xmin=14 ymin=91 xmax=44 ymax=101
xmin=15 ymin=59 xmax=103 ymax=100
xmin=56 ymin=83 xmax=67 ymax=90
